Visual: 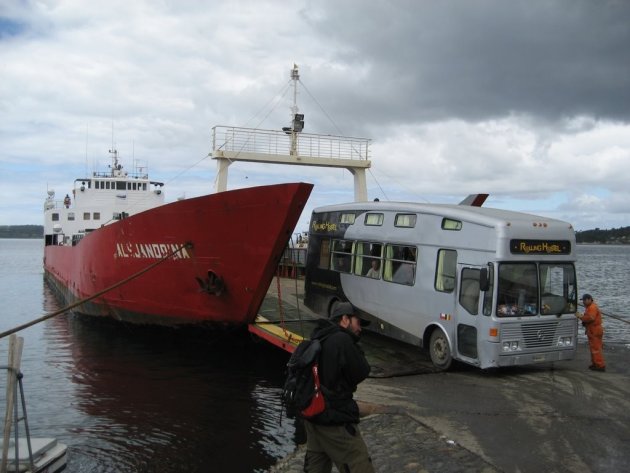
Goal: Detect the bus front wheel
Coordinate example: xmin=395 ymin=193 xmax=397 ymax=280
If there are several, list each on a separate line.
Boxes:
xmin=429 ymin=329 xmax=452 ymax=371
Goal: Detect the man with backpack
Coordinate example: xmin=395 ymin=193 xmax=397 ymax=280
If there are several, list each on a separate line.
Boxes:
xmin=302 ymin=302 xmax=374 ymax=473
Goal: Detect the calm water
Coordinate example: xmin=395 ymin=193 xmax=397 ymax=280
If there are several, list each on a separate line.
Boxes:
xmin=1 ymin=240 xmax=629 ymax=472
xmin=0 ymin=239 xmax=298 ymax=473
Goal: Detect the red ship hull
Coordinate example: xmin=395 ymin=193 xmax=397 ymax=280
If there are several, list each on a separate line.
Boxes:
xmin=44 ymin=183 xmax=313 ymax=326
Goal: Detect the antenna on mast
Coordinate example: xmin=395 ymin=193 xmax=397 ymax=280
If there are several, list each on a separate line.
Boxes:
xmin=85 ymin=123 xmax=89 ymax=178
xmin=109 ymin=121 xmax=119 ymax=175
xmin=283 ymin=64 xmax=304 ymax=155
xmin=290 ymin=64 xmax=300 ymax=119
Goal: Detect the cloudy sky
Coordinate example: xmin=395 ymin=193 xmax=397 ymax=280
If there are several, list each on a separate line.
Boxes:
xmin=2 ymin=0 xmax=629 ymax=233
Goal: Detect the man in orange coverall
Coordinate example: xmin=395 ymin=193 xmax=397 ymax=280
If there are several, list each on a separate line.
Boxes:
xmin=576 ymin=294 xmax=606 ymax=372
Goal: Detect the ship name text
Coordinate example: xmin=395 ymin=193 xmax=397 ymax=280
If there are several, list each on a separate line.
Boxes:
xmin=116 ymin=243 xmax=191 ymax=259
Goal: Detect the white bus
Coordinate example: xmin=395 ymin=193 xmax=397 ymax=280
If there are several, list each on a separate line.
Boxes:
xmin=303 ymin=200 xmax=578 ymax=370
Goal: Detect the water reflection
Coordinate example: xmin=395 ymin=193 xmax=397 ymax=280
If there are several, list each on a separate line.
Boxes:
xmin=41 ymin=308 xmax=296 ymax=473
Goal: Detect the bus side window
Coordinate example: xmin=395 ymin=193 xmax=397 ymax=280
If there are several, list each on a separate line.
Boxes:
xmin=435 ymin=249 xmax=457 ymax=292
xmin=384 ymin=245 xmax=416 ymax=285
xmin=354 ymin=242 xmax=383 ymax=279
xmin=331 ymin=239 xmax=353 ymax=273
xmin=459 ymin=268 xmax=480 ymax=315
xmin=318 ymin=239 xmax=331 ymax=269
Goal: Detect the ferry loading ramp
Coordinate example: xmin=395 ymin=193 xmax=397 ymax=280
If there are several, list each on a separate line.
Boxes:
xmin=250 ymin=276 xmax=437 ymax=377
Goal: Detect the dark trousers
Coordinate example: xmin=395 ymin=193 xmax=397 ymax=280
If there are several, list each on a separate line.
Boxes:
xmin=304 ymin=421 xmax=374 ymax=473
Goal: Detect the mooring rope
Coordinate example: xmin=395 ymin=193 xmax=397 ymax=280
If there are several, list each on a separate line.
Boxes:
xmin=271 ymin=240 xmax=309 ymax=342
xmin=578 ymin=302 xmax=630 ymax=326
xmin=292 ymin=257 xmax=305 ymax=338
xmin=0 ymin=242 xmax=193 ymax=340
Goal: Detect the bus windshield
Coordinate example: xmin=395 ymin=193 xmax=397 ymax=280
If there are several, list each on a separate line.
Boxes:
xmin=497 ymin=263 xmax=576 ymax=317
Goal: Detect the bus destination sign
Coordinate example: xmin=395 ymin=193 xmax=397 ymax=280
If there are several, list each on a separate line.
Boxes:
xmin=510 ymin=239 xmax=571 ymax=255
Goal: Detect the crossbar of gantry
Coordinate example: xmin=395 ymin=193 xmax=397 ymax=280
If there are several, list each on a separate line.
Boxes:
xmin=211 ymin=126 xmax=372 ymax=201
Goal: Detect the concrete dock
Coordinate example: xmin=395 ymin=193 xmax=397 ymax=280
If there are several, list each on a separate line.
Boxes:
xmin=259 ymin=277 xmax=630 ymax=473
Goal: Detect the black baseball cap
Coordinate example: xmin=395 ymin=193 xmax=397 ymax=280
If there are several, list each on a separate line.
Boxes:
xmin=330 ymin=302 xmax=370 ymax=326
xmin=581 ymin=293 xmax=592 ymax=301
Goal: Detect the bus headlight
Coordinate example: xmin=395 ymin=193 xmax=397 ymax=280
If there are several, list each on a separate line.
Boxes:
xmin=557 ymin=336 xmax=573 ymax=347
xmin=502 ymin=341 xmax=521 ymax=352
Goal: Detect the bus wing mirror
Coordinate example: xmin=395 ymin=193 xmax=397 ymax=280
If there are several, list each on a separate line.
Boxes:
xmin=479 ymin=268 xmax=490 ymax=292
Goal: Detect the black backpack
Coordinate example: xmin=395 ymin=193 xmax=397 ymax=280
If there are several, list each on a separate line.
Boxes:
xmin=282 ymin=337 xmax=328 ymax=419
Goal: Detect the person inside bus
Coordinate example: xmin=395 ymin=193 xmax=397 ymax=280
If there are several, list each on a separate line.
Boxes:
xmin=393 ymin=247 xmax=415 ymax=285
xmin=336 ymin=255 xmax=350 ymax=272
xmin=365 ymin=259 xmax=380 ymax=278
xmin=335 ymin=241 xmax=353 ymax=272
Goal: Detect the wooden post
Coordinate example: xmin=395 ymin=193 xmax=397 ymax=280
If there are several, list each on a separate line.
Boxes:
xmin=1 ymin=334 xmax=24 ymax=473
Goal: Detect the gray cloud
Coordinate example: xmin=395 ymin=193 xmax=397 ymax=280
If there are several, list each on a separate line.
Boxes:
xmin=302 ymin=0 xmax=630 ymax=128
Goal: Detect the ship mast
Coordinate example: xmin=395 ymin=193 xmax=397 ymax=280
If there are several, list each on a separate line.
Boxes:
xmin=212 ymin=65 xmax=371 ymax=201
xmin=283 ymin=64 xmax=304 ymax=156
xmin=109 ymin=148 xmax=119 ymax=177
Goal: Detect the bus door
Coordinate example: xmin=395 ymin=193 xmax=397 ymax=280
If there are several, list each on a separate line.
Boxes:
xmin=454 ymin=265 xmax=484 ymax=364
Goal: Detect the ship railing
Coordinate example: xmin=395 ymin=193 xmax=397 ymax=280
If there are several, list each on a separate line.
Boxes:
xmin=44 ymin=200 xmax=67 ymax=211
xmin=212 ymin=126 xmax=371 ymax=161
xmin=91 ymin=171 xmax=149 ymax=180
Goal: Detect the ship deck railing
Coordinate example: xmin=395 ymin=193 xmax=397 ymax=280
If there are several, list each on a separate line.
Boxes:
xmin=212 ymin=125 xmax=371 ymax=161
xmin=43 ymin=200 xmax=68 ymax=211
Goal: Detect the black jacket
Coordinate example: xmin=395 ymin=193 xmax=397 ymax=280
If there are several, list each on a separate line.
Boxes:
xmin=309 ymin=319 xmax=371 ymax=425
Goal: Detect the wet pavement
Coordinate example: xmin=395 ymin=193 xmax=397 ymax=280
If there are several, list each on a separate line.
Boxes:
xmin=264 ymin=278 xmax=630 ymax=473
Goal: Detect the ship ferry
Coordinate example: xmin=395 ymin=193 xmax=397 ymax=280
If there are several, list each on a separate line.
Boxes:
xmin=43 ymin=149 xmax=312 ymax=326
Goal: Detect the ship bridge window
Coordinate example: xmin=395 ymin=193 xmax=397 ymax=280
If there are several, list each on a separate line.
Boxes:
xmin=93 ymin=212 xmax=100 ymax=220
xmin=142 ymin=183 xmax=147 ymax=191
xmin=331 ymin=239 xmax=353 ymax=273
xmin=340 ymin=213 xmax=355 ymax=224
xmin=435 ymin=249 xmax=457 ymax=293
xmin=106 ymin=182 xmax=111 ymax=189
xmin=365 ymin=213 xmax=383 ymax=226
xmin=117 ymin=181 xmax=126 ymax=190
xmin=395 ymin=214 xmax=417 ymax=228
xmin=83 ymin=212 xmax=90 ymax=220
xmin=384 ymin=245 xmax=417 ymax=285
xmin=442 ymin=218 xmax=462 ymax=231
xmin=52 ymin=213 xmax=59 ymax=222
xmin=133 ymin=182 xmax=137 ymax=191
xmin=67 ymin=212 xmax=75 ymax=221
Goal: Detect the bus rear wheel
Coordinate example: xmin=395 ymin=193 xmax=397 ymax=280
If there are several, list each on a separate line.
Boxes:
xmin=429 ymin=329 xmax=452 ymax=371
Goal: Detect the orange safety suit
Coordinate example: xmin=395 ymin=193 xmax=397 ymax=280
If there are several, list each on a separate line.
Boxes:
xmin=582 ymin=301 xmax=605 ymax=369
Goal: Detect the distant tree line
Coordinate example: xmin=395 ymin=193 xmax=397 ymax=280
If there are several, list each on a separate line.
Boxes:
xmin=0 ymin=225 xmax=44 ymax=238
xmin=1 ymin=224 xmax=628 ymax=243
xmin=575 ymin=226 xmax=630 ymax=244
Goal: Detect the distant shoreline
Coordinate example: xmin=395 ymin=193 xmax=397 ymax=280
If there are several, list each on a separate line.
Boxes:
xmin=0 ymin=225 xmax=43 ymax=239
xmin=1 ymin=224 xmax=628 ymax=244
